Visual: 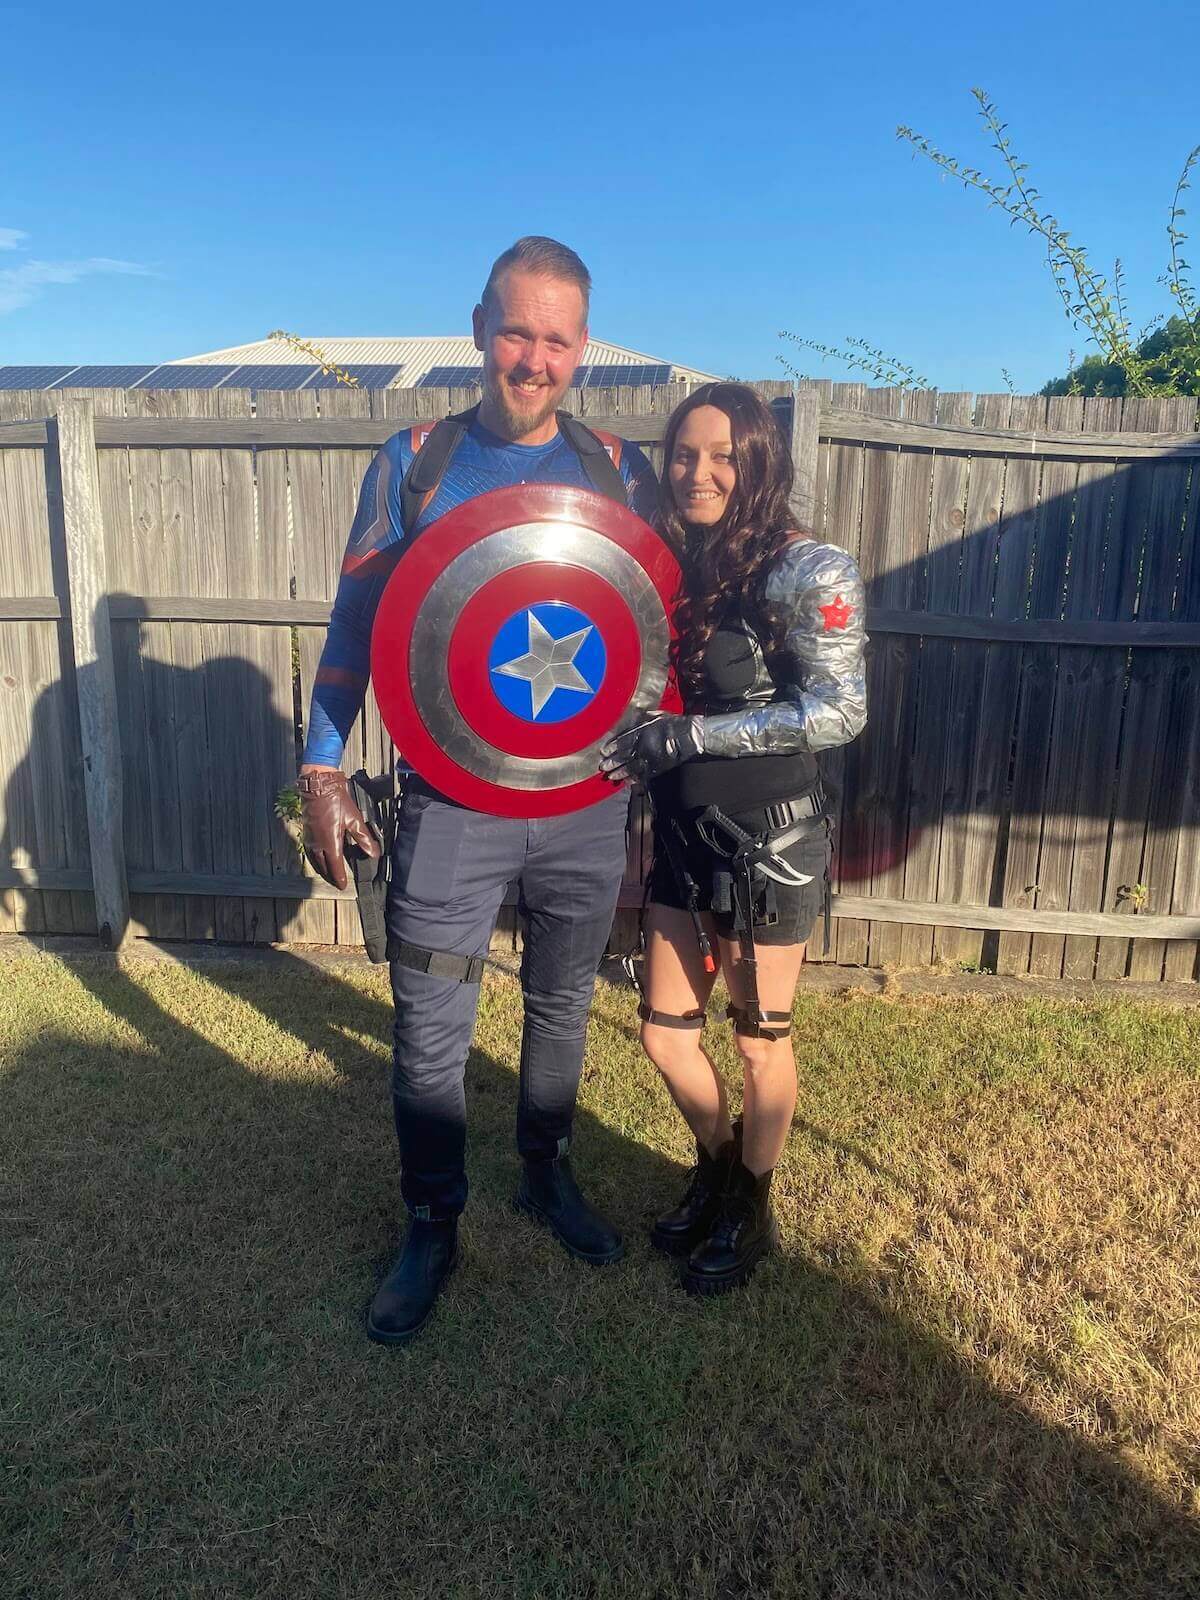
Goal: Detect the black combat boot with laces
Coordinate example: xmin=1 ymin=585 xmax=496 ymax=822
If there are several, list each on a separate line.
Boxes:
xmin=682 ymin=1158 xmax=778 ymax=1295
xmin=650 ymin=1121 xmax=742 ymax=1256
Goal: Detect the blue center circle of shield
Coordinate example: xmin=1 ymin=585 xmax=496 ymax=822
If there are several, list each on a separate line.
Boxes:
xmin=487 ymin=601 xmax=608 ymax=725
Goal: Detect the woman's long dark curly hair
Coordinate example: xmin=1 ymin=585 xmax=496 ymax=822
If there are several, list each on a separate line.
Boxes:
xmin=659 ymin=382 xmax=801 ymax=704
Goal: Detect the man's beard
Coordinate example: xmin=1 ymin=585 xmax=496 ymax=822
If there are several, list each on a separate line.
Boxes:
xmin=483 ymin=373 xmax=561 ymax=440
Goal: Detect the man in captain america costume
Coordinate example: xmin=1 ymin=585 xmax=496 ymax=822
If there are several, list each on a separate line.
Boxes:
xmin=298 ymin=237 xmax=658 ymax=1346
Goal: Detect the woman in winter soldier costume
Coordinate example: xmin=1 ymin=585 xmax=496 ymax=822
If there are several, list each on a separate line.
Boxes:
xmin=600 ymin=382 xmax=867 ymax=1294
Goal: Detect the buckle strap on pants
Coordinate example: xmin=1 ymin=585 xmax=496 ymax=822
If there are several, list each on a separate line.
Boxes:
xmin=387 ymin=938 xmax=486 ymax=984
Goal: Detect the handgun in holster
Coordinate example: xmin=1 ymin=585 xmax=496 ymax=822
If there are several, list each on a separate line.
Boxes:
xmin=346 ymin=769 xmax=400 ymax=963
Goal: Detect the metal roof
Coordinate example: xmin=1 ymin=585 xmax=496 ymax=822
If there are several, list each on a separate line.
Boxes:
xmin=173 ymin=335 xmax=717 ymax=385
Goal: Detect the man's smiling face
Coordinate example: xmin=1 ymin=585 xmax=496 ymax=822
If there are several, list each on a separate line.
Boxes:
xmin=472 ymin=267 xmax=588 ymax=445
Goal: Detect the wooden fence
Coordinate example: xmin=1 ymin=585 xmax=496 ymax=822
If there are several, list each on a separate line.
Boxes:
xmin=0 ymin=379 xmax=1197 ymax=980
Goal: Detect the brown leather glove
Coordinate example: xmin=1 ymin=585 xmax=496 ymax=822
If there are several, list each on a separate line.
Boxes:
xmin=297 ymin=768 xmax=381 ymax=891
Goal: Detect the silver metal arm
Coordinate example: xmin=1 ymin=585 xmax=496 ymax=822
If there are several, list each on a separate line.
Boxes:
xmin=697 ymin=538 xmax=868 ymax=757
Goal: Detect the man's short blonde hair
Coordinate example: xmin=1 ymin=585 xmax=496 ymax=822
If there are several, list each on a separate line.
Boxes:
xmin=480 ymin=236 xmax=592 ymax=319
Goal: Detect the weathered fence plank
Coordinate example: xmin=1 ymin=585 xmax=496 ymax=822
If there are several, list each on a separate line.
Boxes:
xmin=864 ymin=385 xmax=931 ymax=967
xmin=790 ymin=383 xmax=821 ymax=529
xmin=1125 ymin=396 xmax=1199 ymax=981
xmin=935 ymin=392 xmax=1013 ymax=968
xmin=1022 ymin=393 xmax=1085 ymax=980
xmin=289 ymin=385 xmax=343 ymax=948
xmin=896 ymin=391 xmax=972 ymax=968
xmin=54 ymin=399 xmax=129 ymax=949
xmin=1060 ymin=395 xmax=1131 ymax=980
xmin=1162 ymin=433 xmax=1200 ymax=982
xmin=821 ymin=381 xmax=869 ymax=966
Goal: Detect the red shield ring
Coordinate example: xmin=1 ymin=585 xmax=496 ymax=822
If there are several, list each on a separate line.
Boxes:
xmin=371 ymin=483 xmax=682 ymax=816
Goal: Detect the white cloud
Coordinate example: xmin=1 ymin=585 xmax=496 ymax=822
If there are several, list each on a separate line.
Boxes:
xmin=0 ymin=230 xmax=154 ymax=314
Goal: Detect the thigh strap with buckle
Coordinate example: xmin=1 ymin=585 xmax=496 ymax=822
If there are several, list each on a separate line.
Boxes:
xmin=727 ymin=1003 xmax=792 ymax=1041
xmin=637 ymin=1001 xmax=706 ymax=1029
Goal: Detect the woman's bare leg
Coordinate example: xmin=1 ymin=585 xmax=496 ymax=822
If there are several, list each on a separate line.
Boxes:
xmin=718 ymin=936 xmax=808 ymax=1175
xmin=639 ymin=904 xmax=730 ymax=1154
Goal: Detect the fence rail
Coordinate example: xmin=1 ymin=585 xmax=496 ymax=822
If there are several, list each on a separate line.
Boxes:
xmin=7 ymin=408 xmax=1200 ymax=459
xmin=0 ymin=378 xmax=1196 ymax=980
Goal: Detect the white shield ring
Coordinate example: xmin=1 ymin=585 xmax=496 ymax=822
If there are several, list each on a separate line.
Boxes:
xmin=370 ymin=484 xmax=683 ymax=817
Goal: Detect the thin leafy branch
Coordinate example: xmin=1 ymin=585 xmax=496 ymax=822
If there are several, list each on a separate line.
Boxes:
xmin=777 ymin=331 xmax=932 ymax=390
xmin=1164 ymin=145 xmax=1200 ymax=338
xmin=895 ymin=92 xmax=1200 ymax=396
xmin=265 ymin=329 xmax=361 ymax=387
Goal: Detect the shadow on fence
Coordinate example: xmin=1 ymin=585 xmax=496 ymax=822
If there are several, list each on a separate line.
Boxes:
xmin=0 ymin=402 xmax=1197 ymax=981
xmin=2 ymin=642 xmax=315 ymax=946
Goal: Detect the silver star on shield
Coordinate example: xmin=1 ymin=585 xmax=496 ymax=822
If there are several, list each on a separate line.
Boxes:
xmin=493 ymin=611 xmax=595 ymax=719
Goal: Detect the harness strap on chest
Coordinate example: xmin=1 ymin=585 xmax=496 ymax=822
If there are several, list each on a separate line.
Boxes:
xmin=554 ymin=412 xmax=629 ymax=502
xmin=398 ymin=407 xmax=476 ymax=534
xmin=397 ymin=404 xmax=629 ymax=536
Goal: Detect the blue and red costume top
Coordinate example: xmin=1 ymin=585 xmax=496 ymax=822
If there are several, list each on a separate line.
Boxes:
xmin=303 ymin=415 xmax=659 ymax=766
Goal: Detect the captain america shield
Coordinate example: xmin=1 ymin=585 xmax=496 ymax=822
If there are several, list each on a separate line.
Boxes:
xmin=371 ymin=483 xmax=683 ymax=817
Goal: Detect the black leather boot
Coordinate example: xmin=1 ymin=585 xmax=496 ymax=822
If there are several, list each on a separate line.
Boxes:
xmin=650 ymin=1123 xmax=741 ymax=1256
xmin=682 ymin=1158 xmax=778 ymax=1295
xmin=366 ymin=1217 xmax=460 ymax=1346
xmin=515 ymin=1154 xmax=624 ymax=1265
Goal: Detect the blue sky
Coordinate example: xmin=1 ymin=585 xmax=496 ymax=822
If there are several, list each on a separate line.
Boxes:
xmin=2 ymin=0 xmax=1194 ymax=392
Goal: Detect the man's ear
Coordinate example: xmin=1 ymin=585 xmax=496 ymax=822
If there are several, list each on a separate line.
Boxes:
xmin=471 ymin=303 xmax=486 ymax=351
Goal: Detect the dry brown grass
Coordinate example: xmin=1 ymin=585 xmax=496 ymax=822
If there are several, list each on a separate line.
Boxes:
xmin=3 ymin=955 xmax=1199 ymax=1598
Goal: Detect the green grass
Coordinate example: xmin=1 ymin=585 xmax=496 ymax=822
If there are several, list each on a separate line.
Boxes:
xmin=3 ymin=953 xmax=1199 ymax=1599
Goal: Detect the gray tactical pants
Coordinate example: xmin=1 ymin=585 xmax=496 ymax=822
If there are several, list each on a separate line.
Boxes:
xmin=385 ymin=782 xmax=630 ymax=1218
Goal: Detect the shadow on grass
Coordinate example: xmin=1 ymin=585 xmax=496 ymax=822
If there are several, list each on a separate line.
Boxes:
xmin=3 ymin=953 xmax=1198 ymax=1599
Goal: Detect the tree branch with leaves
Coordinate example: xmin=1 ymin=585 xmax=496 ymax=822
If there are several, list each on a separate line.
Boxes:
xmin=780 ymin=90 xmax=1200 ymax=398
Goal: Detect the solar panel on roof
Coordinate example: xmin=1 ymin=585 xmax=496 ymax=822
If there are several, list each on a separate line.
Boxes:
xmin=305 ymin=363 xmax=405 ymax=389
xmin=224 ymin=364 xmax=319 ymax=390
xmin=52 ymin=364 xmax=159 ymax=388
xmin=575 ymin=363 xmax=673 ymax=388
xmin=416 ymin=365 xmax=484 ymax=388
xmin=135 ymin=364 xmax=239 ymax=389
xmin=415 ymin=362 xmax=674 ymax=390
xmin=0 ymin=365 xmax=77 ymax=389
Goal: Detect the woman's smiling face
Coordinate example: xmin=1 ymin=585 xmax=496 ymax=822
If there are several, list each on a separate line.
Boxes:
xmin=668 ymin=404 xmax=736 ymax=527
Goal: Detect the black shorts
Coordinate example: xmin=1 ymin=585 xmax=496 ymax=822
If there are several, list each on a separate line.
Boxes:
xmin=647 ymin=807 xmax=831 ymax=947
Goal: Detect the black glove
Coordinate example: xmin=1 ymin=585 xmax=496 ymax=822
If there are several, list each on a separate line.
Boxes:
xmin=599 ymin=715 xmax=704 ymax=784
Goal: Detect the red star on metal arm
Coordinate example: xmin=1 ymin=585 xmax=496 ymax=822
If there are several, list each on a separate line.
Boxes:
xmin=819 ymin=594 xmax=853 ymax=631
